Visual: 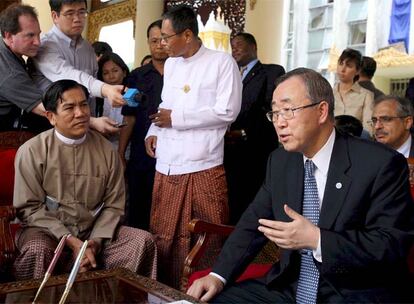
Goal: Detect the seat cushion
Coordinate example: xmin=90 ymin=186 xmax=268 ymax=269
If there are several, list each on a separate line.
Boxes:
xmin=0 ymin=148 xmax=17 ymax=205
xmin=187 ymin=264 xmax=272 ymax=289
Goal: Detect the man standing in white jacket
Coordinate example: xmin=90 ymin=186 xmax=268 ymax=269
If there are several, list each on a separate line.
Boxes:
xmin=145 ymin=5 xmax=241 ymax=289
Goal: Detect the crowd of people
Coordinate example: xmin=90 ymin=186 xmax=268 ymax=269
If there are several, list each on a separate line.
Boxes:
xmin=2 ymin=1 xmax=414 ymax=303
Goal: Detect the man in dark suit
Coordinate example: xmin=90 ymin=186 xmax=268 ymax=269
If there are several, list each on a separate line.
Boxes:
xmin=372 ymin=95 xmax=414 ymax=158
xmin=225 ymin=32 xmax=285 ymax=224
xmin=358 ymin=56 xmax=384 ymax=100
xmin=188 ymin=68 xmax=414 ymax=303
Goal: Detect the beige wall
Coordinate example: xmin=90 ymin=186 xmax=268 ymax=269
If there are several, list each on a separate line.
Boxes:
xmin=23 ymin=0 xmax=53 ymax=33
xmin=134 ymin=0 xmax=163 ymax=68
xmin=132 ymin=0 xmax=284 ymax=67
xmin=373 ymin=76 xmax=390 ymax=95
xmin=24 ymin=0 xmax=283 ymax=67
xmin=245 ymin=0 xmax=284 ymax=65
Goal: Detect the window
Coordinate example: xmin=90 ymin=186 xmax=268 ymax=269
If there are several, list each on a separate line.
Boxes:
xmin=390 ymin=79 xmax=410 ymax=97
xmin=346 ymin=0 xmax=367 ymax=54
xmin=307 ymin=1 xmax=333 ymax=71
xmin=346 ymin=0 xmax=368 ymax=23
xmin=284 ymin=0 xmax=295 ymax=71
xmin=99 ymin=20 xmax=135 ymax=68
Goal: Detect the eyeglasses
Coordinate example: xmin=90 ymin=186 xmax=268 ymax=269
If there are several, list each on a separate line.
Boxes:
xmin=369 ymin=116 xmax=409 ymax=126
xmin=160 ymin=31 xmax=184 ymax=42
xmin=266 ymin=100 xmax=323 ymax=122
xmin=60 ymin=9 xmax=88 ymax=20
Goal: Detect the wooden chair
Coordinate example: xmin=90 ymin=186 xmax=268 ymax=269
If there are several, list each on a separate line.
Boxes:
xmin=181 ymin=219 xmax=279 ymax=292
xmin=0 ymin=130 xmax=34 ymax=282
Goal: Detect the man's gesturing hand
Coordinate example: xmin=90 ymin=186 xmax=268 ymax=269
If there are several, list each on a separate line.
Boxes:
xmin=258 ymin=204 xmax=320 ymax=250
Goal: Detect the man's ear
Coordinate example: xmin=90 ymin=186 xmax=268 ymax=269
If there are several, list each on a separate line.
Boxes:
xmin=3 ymin=31 xmax=13 ymax=45
xmin=405 ymin=115 xmax=413 ymax=130
xmin=45 ymin=111 xmax=57 ymax=126
xmin=184 ymin=29 xmax=193 ymax=43
xmin=318 ymin=100 xmax=330 ymax=124
xmin=51 ymin=11 xmax=59 ymax=24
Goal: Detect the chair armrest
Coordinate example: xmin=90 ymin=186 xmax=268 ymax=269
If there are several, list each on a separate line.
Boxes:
xmin=187 ymin=219 xmax=235 ymax=235
xmin=182 ymin=219 xmax=235 ymax=289
xmin=0 ymin=206 xmax=17 ymax=272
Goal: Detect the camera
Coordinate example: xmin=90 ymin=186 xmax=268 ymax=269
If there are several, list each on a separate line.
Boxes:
xmin=123 ymin=88 xmax=147 ymax=107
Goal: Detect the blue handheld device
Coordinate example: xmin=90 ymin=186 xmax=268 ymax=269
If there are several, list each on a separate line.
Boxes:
xmin=123 ymin=88 xmax=140 ymax=107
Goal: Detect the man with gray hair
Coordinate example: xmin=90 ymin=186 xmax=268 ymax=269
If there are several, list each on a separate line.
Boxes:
xmin=188 ymin=68 xmax=414 ymax=303
xmin=0 ymin=4 xmax=47 ymax=132
xmin=372 ymin=95 xmax=414 ymax=157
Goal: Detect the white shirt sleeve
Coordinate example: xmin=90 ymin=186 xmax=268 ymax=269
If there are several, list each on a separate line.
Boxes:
xmin=313 ymin=232 xmax=322 ymax=262
xmin=209 ymin=272 xmax=227 ymax=285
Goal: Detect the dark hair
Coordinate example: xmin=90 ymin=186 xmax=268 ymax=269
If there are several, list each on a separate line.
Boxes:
xmin=42 ymin=79 xmax=89 ymax=113
xmin=338 ymin=48 xmax=363 ymax=70
xmin=406 ymin=78 xmax=414 ymax=104
xmin=163 ymin=5 xmax=198 ymax=36
xmin=0 ymin=4 xmax=38 ymax=37
xmin=360 ymin=56 xmax=377 ymax=79
xmin=97 ymin=52 xmax=129 ymax=84
xmin=140 ymin=54 xmax=152 ymax=66
xmin=147 ymin=19 xmax=162 ymax=39
xmin=373 ymin=95 xmax=414 ymax=117
xmin=234 ymin=32 xmax=257 ymax=48
xmin=92 ymin=41 xmax=112 ymax=57
xmin=275 ymin=67 xmax=335 ymax=119
xmin=335 ymin=115 xmax=363 ymax=137
xmin=49 ymin=0 xmax=87 ymax=13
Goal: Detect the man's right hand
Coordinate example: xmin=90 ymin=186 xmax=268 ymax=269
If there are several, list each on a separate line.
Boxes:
xmin=186 ymin=274 xmax=224 ymax=302
xmin=66 ymin=236 xmax=98 ymax=273
xmin=145 ymin=136 xmax=157 ymax=158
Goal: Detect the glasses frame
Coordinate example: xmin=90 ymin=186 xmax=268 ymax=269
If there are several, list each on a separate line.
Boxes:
xmin=160 ymin=30 xmax=185 ymax=42
xmin=60 ymin=9 xmax=88 ymax=20
xmin=368 ymin=115 xmax=409 ymax=126
xmin=266 ymin=100 xmax=323 ymax=122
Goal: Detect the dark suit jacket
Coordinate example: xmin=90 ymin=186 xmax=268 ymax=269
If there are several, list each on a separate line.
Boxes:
xmin=215 ymin=132 xmax=414 ymax=302
xmin=230 ymin=61 xmax=285 ymax=145
xmin=225 ymin=61 xmax=285 ymax=223
xmin=409 ymin=135 xmax=414 ymax=158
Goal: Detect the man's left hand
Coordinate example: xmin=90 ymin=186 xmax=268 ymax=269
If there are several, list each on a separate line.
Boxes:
xmin=258 ymin=204 xmax=320 ymax=250
xmin=90 ymin=117 xmax=120 ymax=135
xmin=149 ymin=108 xmax=172 ymax=128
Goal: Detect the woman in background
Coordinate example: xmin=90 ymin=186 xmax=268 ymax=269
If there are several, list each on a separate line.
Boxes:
xmin=333 ymin=48 xmax=374 ymax=134
xmin=97 ymin=52 xmax=130 ymax=151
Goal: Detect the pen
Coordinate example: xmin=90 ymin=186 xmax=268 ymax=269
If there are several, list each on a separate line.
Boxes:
xmin=32 ymin=234 xmax=70 ymax=304
xmin=58 ymin=240 xmax=88 ymax=304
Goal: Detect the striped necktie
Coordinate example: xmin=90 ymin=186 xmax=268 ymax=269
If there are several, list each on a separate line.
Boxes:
xmin=296 ymin=160 xmax=320 ymax=304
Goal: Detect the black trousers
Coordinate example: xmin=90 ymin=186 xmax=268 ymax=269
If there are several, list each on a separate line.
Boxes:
xmin=211 ymin=277 xmax=410 ymax=303
xmin=126 ymin=166 xmax=155 ymax=230
xmin=212 ymin=279 xmax=295 ymax=303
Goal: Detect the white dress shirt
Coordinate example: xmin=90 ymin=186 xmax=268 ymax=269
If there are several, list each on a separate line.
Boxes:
xmin=397 ymin=135 xmax=412 ymax=158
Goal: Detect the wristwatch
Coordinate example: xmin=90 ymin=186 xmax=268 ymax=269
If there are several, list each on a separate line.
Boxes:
xmin=240 ymin=129 xmax=247 ymax=140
